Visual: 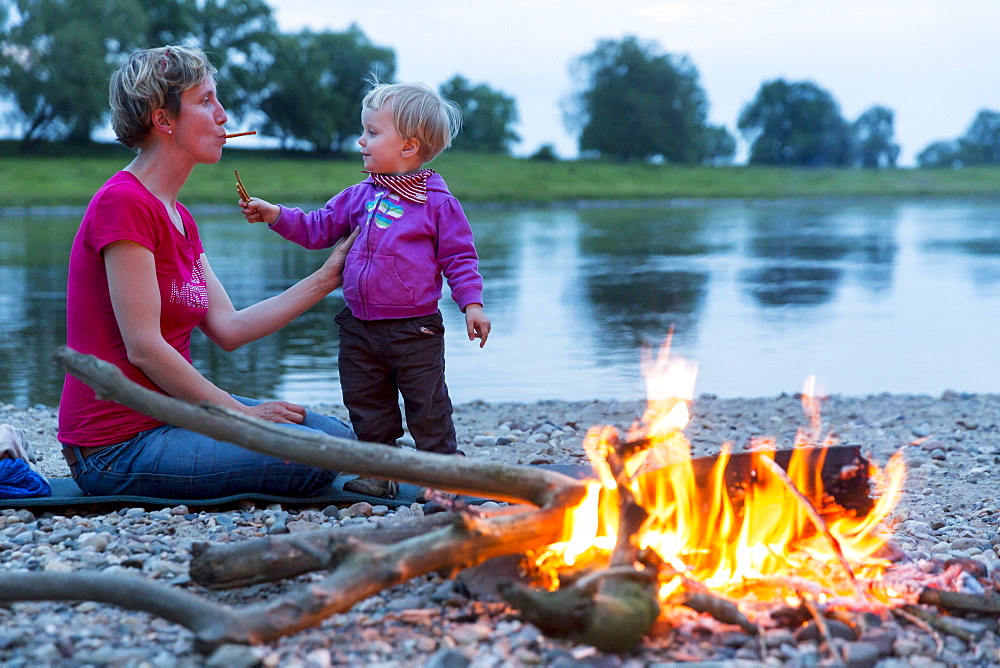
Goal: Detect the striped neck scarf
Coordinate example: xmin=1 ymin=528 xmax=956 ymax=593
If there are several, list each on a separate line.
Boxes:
xmin=365 ymin=168 xmax=435 ymax=203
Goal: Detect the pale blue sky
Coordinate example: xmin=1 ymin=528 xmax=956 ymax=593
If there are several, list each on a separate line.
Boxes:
xmin=269 ymin=0 xmax=1000 ymax=165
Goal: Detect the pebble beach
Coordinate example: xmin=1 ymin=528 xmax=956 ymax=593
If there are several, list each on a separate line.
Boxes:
xmin=2 ymin=391 xmax=1000 ymax=667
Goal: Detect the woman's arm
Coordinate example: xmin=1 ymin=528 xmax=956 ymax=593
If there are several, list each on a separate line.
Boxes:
xmin=198 ymin=227 xmax=358 ymax=351
xmin=105 ymin=240 xmax=245 ymax=409
xmin=104 ymin=241 xmax=318 ymax=423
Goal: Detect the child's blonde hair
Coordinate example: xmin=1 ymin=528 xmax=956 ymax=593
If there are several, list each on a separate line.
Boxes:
xmin=363 ymin=82 xmax=462 ymax=162
xmin=109 ymin=45 xmax=216 ymax=150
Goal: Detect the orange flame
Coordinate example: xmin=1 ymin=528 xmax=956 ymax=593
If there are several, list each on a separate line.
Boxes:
xmin=533 ymin=337 xmax=906 ymax=612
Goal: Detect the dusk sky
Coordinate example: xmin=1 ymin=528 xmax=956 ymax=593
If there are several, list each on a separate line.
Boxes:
xmin=268 ymin=0 xmax=1000 ymax=165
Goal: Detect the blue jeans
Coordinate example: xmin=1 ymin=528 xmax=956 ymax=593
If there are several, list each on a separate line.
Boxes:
xmin=71 ymin=397 xmax=354 ymax=499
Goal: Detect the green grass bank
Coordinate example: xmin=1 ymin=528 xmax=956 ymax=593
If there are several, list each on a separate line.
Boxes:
xmin=2 ymin=143 xmax=998 ymax=208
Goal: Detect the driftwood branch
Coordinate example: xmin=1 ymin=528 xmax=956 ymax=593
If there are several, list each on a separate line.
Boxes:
xmin=0 ymin=505 xmax=568 ymax=653
xmin=917 ymin=587 xmax=1000 ymax=615
xmin=0 ymin=348 xmax=606 ymax=653
xmin=0 ymin=571 xmax=237 ymax=647
xmin=51 ymin=346 xmax=585 ymax=510
xmin=240 ymin=506 xmax=568 ymax=643
xmin=190 ymin=506 xmax=535 ymax=589
xmin=191 ymin=512 xmax=462 ymax=589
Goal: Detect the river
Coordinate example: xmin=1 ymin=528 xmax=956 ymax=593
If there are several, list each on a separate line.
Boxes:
xmin=3 ymin=197 xmax=999 ymax=407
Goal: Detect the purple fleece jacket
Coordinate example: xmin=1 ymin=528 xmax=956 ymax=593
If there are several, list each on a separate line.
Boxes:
xmin=270 ymin=172 xmax=484 ymax=321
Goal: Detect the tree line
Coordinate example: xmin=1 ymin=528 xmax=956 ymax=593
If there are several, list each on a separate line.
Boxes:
xmin=565 ymin=36 xmax=999 ymax=168
xmin=0 ymin=0 xmax=521 ymax=156
xmin=1 ymin=1 xmax=996 ymax=167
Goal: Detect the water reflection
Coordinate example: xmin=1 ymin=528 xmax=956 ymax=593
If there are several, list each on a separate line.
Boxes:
xmin=744 ymin=266 xmax=842 ymax=306
xmin=576 ymin=205 xmax=717 ymax=350
xmin=4 ymin=198 xmax=1000 ymax=407
xmin=0 ymin=213 xmax=73 ymax=407
xmin=741 ymin=202 xmax=898 ymax=308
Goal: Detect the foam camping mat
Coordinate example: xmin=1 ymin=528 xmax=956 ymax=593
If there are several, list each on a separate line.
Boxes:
xmin=0 ymin=476 xmax=426 ymax=511
xmin=0 ymin=465 xmax=595 ymax=511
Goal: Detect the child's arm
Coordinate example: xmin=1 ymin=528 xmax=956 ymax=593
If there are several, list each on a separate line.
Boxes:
xmin=262 ymin=187 xmax=359 ymax=249
xmin=241 ymin=197 xmax=281 ymax=225
xmin=465 ymin=304 xmax=491 ymax=348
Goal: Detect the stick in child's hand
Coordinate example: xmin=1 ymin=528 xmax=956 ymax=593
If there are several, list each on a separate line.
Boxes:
xmin=224 ymin=131 xmax=257 ymax=139
xmin=234 ymin=169 xmax=250 ymax=202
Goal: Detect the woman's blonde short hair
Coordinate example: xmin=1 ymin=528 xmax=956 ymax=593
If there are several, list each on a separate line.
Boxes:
xmin=363 ymin=82 xmax=462 ymax=162
xmin=110 ymin=45 xmax=216 ymax=150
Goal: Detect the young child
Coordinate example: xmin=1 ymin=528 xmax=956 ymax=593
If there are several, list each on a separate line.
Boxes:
xmin=241 ymin=82 xmax=491 ymax=498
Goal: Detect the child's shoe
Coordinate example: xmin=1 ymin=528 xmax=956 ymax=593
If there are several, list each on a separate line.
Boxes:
xmin=343 ymin=476 xmax=398 ymax=499
xmin=416 ymin=487 xmax=457 ymax=504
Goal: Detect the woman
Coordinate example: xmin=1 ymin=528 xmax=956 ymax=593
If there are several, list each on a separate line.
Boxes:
xmin=58 ymin=45 xmax=355 ymax=498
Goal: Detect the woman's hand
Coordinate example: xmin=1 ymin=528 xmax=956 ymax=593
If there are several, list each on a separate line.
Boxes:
xmin=240 ymin=400 xmax=307 ymax=424
xmin=317 ymin=227 xmax=361 ymax=287
xmin=198 ymin=226 xmax=360 ymax=352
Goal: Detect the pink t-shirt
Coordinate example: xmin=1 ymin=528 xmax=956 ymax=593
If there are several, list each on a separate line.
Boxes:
xmin=58 ymin=171 xmax=210 ymax=448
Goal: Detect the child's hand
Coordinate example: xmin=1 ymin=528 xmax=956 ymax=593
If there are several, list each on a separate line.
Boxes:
xmin=465 ymin=304 xmax=491 ymax=348
xmin=241 ymin=197 xmax=280 ymax=225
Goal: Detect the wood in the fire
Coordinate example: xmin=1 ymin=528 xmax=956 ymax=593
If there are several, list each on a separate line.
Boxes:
xmin=627 ymin=439 xmax=874 ymax=517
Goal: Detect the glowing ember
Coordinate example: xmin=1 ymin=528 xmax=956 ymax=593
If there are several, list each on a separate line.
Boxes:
xmin=531 ymin=335 xmax=908 ymax=617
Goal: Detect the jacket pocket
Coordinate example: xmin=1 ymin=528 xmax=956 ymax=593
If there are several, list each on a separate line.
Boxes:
xmin=365 ymin=254 xmax=414 ymax=306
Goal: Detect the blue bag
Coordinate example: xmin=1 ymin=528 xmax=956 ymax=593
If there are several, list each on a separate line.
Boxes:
xmin=0 ymin=457 xmax=52 ymax=498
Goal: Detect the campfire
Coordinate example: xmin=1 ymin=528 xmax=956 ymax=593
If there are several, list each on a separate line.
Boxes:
xmin=515 ymin=336 xmax=911 ymax=637
xmin=2 ymin=346 xmax=998 ymax=662
xmin=492 ymin=335 xmax=920 ymax=651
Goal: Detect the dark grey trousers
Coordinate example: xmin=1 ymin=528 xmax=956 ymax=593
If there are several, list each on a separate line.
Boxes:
xmin=335 ymin=307 xmax=458 ymax=455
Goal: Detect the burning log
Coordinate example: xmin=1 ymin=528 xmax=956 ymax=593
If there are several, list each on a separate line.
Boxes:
xmin=757 ymin=455 xmax=863 ymax=598
xmin=498 ymin=427 xmax=664 ymax=653
xmin=628 ymin=438 xmax=875 ymax=517
xmin=678 ymin=589 xmax=757 ymax=634
xmin=498 ymin=569 xmax=660 ymax=654
xmin=687 ymin=596 xmax=774 ymax=662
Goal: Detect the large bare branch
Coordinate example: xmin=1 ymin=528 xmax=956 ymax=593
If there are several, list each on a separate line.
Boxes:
xmin=235 ymin=506 xmax=569 ymax=645
xmin=0 ymin=505 xmax=567 ymax=653
xmin=0 ymin=348 xmax=600 ymax=653
xmin=0 ymin=570 xmax=234 ymax=637
xmin=52 ymin=347 xmax=586 ymax=510
xmin=191 ymin=508 xmax=523 ymax=589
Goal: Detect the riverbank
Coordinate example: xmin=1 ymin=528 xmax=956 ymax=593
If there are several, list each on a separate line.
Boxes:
xmin=1 ymin=392 xmax=998 ymax=665
xmin=3 ymin=146 xmax=999 ymax=208
xmin=9 ymin=391 xmax=1000 ymax=478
